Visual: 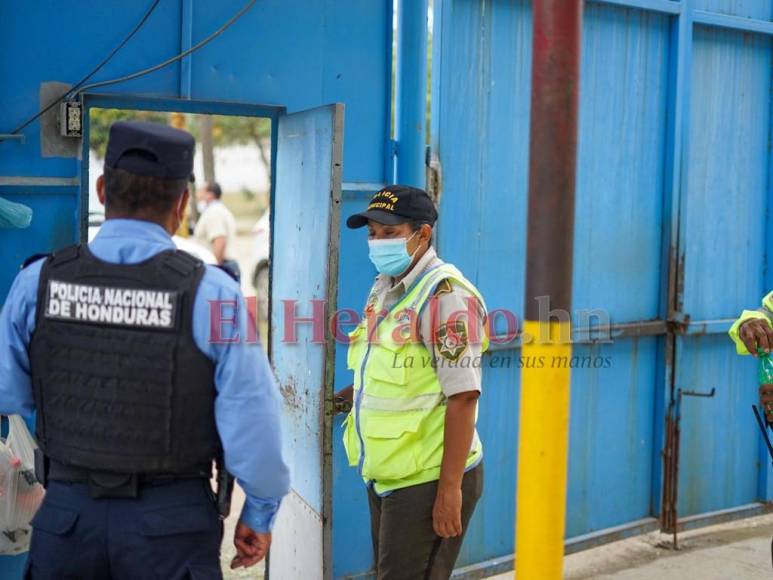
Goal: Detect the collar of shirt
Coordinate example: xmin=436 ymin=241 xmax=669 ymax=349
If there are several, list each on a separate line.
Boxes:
xmin=90 ymin=218 xmax=175 ymax=264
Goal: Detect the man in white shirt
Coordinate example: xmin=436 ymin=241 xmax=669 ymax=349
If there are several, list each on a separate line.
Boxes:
xmin=194 ymin=181 xmax=240 ymax=280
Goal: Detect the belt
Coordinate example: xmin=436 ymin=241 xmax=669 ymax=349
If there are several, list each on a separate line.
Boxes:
xmin=48 ymin=460 xmax=209 ymax=484
xmin=46 ymin=460 xmax=209 ymax=499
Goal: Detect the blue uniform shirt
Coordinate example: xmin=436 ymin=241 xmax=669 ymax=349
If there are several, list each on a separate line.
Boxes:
xmin=0 ymin=219 xmax=290 ymax=533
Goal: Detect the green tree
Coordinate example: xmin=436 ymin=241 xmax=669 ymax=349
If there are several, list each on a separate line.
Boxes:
xmin=186 ymin=115 xmax=272 ymax=183
xmin=88 ymin=108 xmax=170 ymax=158
xmin=211 ymin=116 xmax=272 ymax=180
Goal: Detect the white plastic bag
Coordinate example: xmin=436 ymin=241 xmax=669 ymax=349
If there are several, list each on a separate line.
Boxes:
xmin=0 ymin=416 xmax=44 ymax=555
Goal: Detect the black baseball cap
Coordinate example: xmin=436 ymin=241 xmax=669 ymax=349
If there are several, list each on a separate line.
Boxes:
xmin=105 ymin=121 xmax=195 ymax=180
xmin=346 ymin=185 xmax=438 ymax=229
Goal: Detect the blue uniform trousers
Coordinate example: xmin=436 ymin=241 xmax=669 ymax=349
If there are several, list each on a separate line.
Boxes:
xmin=25 ymin=479 xmax=223 ymax=579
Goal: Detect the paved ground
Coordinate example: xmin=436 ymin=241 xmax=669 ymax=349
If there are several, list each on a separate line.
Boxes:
xmin=490 ymin=513 xmax=773 ymax=580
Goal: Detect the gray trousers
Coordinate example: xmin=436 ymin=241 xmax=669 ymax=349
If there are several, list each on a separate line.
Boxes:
xmin=367 ymin=463 xmax=483 ymax=580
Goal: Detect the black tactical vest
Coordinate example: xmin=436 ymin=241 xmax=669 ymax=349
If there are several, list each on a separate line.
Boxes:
xmin=28 ymin=244 xmax=219 ymax=475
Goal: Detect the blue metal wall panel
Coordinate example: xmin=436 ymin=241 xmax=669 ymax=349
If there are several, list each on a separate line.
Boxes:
xmin=269 ymin=104 xmax=342 ymax=577
xmin=432 ymin=2 xmax=773 ymax=570
xmin=574 ymin=4 xmax=670 ymax=321
xmin=693 ymin=0 xmax=772 ymax=19
xmin=682 ymin=26 xmax=771 ymax=321
xmin=271 ymin=105 xmax=340 ymax=516
xmin=189 ymin=0 xmax=390 ymax=183
xmin=567 ymin=339 xmax=659 ymax=535
xmin=676 ymin=335 xmax=760 ymax=515
xmin=567 ymin=4 xmax=670 ymax=538
xmin=675 ymin=25 xmax=772 ymax=516
xmin=433 ymin=0 xmax=531 ymax=322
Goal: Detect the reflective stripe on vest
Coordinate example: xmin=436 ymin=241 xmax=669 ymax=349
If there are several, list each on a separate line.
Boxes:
xmin=343 ymin=263 xmax=487 ymax=493
xmin=361 ymin=392 xmax=446 ymax=413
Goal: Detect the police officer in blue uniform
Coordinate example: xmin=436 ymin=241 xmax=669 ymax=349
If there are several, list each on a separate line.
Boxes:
xmin=0 ymin=121 xmax=290 ymax=578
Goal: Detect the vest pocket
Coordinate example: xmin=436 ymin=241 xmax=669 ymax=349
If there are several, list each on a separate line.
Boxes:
xmin=361 ymin=412 xmax=422 ymax=481
xmin=364 ymin=344 xmax=408 ymax=386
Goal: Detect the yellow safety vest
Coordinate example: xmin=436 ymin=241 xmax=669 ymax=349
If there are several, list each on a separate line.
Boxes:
xmin=729 ymin=291 xmax=773 ymax=355
xmin=343 ymin=263 xmax=489 ymax=494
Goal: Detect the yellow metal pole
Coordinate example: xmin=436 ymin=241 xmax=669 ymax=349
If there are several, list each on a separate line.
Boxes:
xmin=516 ymin=322 xmax=572 ymax=578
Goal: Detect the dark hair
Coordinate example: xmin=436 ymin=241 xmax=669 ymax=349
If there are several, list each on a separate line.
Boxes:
xmin=205 ymin=181 xmax=223 ymax=199
xmin=104 ymin=166 xmax=188 ymax=217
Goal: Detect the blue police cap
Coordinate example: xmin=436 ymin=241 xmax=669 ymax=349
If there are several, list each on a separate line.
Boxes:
xmin=105 ymin=121 xmax=195 ymax=180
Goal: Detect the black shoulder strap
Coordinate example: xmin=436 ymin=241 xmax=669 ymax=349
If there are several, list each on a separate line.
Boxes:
xmin=21 ymin=253 xmax=50 ymax=270
xmin=49 ymin=244 xmax=81 ymax=268
xmin=162 ymin=250 xmax=202 ymax=278
xmin=23 ymin=244 xmax=80 ymax=271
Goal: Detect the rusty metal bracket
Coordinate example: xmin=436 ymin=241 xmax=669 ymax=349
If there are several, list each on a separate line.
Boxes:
xmin=680 ymin=387 xmax=716 ymax=399
xmin=666 ymin=311 xmax=691 ymax=335
xmin=661 ymin=386 xmax=716 ymax=549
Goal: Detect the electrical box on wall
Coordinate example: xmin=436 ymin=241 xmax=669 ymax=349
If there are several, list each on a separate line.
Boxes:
xmin=59 ymin=100 xmax=82 ymax=137
xmin=39 ymin=81 xmax=81 ymax=158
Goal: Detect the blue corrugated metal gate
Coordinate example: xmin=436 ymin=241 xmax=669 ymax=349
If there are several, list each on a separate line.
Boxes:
xmin=1 ymin=0 xmax=773 ymax=578
xmin=431 ymin=0 xmax=773 ymax=575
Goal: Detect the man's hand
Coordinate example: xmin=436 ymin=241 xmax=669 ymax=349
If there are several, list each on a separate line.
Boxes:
xmin=433 ymin=484 xmax=463 ymax=538
xmin=231 ymin=522 xmax=271 ymax=569
xmin=739 ymin=318 xmax=773 ymax=356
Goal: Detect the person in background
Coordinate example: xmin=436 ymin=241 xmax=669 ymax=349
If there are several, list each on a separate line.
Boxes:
xmin=195 ymin=181 xmax=241 ymax=281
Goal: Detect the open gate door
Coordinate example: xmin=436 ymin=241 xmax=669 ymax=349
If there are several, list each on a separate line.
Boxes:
xmin=268 ymin=104 xmax=343 ymax=580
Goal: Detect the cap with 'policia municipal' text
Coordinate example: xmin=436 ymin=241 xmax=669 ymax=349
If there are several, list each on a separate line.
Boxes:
xmin=346 ymin=185 xmax=438 ymax=229
xmin=105 ymin=121 xmax=195 ymax=180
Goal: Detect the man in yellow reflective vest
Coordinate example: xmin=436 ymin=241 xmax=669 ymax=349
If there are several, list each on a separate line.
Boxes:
xmin=335 ymin=185 xmax=487 ymax=579
xmin=728 ymin=291 xmax=773 ymax=357
xmin=729 ymin=291 xmax=773 ymax=423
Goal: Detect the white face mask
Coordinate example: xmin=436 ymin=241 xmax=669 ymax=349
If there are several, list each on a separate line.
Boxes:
xmin=196 ymin=200 xmax=208 ymax=214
